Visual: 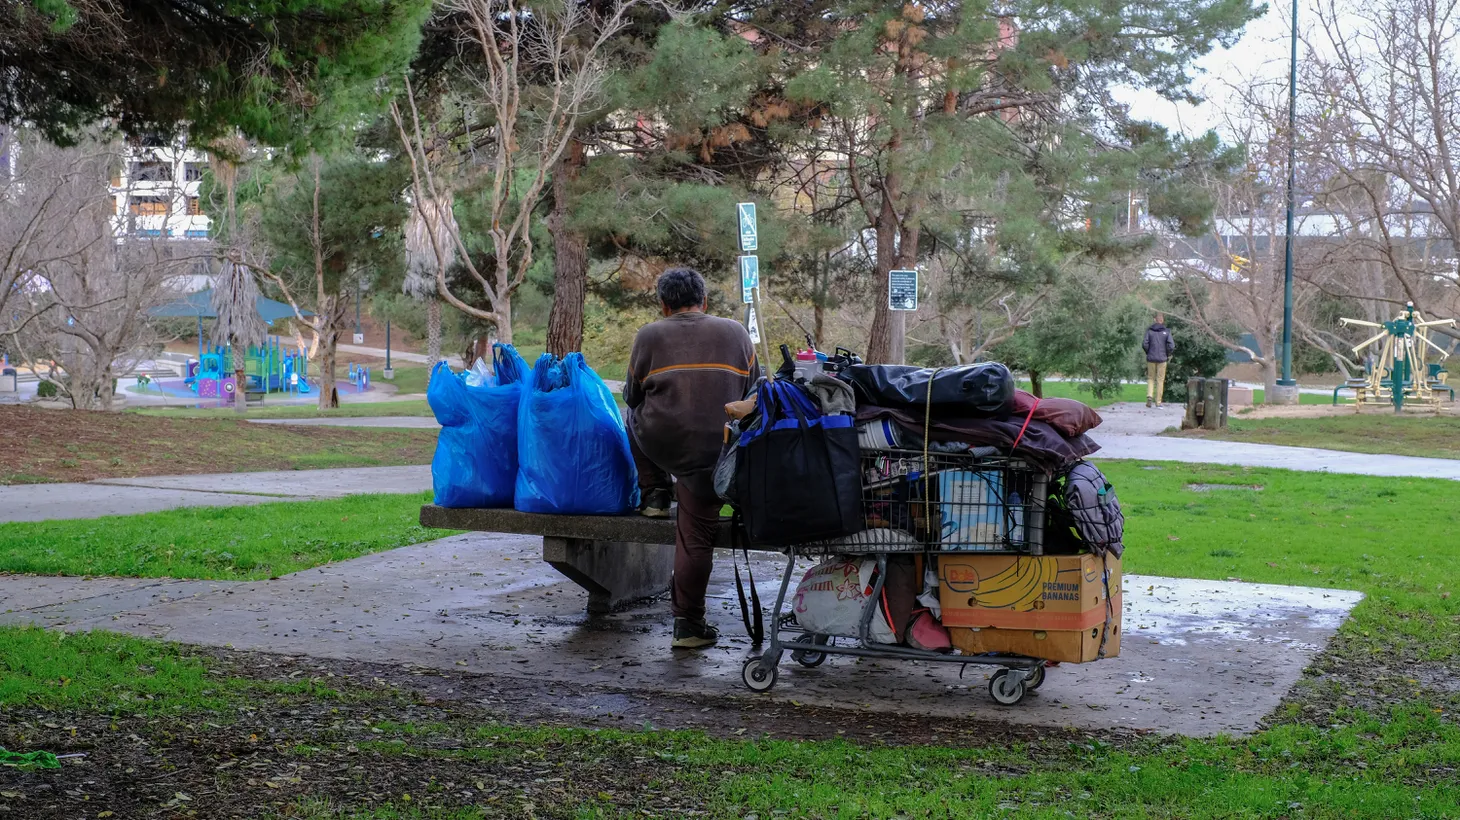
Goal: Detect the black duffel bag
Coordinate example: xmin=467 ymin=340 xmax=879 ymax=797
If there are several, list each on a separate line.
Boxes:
xmin=841 ymin=362 xmax=1014 ymax=415
xmin=733 ymin=380 xmax=862 ymax=546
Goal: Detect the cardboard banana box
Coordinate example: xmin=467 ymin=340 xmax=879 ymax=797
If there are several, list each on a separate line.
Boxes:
xmin=948 ymin=622 xmax=1121 ymax=664
xmin=938 ymin=553 xmax=1121 ymax=631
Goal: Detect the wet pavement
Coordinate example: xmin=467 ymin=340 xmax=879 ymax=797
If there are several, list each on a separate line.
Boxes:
xmin=0 ymin=532 xmax=1363 ymax=738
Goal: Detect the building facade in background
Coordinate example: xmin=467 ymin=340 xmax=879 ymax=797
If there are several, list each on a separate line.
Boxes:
xmin=111 ymin=141 xmax=211 ymax=240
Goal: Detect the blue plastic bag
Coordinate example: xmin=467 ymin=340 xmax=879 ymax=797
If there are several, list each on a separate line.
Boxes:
xmin=427 ymin=344 xmax=529 ymax=508
xmin=515 ymin=352 xmax=639 ymax=515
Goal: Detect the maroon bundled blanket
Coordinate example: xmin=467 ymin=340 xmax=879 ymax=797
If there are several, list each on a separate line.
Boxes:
xmin=856 ymin=405 xmax=1100 ymax=472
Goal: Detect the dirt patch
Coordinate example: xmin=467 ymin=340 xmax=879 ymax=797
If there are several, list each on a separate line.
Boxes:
xmin=0 ymin=648 xmax=1122 ymax=819
xmin=3 ymin=635 xmax=1455 ymax=819
xmin=0 ymin=405 xmax=437 ymax=485
xmin=1231 ymin=403 xmax=1460 ymax=421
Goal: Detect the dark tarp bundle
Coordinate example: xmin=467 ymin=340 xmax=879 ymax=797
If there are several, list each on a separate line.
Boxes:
xmin=516 ymin=353 xmax=639 ymax=515
xmin=841 ymin=362 xmax=1015 ymax=416
xmin=855 ymin=405 xmax=1099 ymax=473
xmin=427 ymin=345 xmax=529 ymax=508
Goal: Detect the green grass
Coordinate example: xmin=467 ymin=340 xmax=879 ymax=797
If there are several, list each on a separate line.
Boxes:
xmin=0 ymin=492 xmax=451 ymax=580
xmin=1107 ymin=461 xmax=1459 ymax=658
xmin=1018 ymin=380 xmax=1149 ymax=408
xmin=378 ymin=364 xmax=432 ymax=395
xmin=1249 ymin=389 xmax=1337 ymax=405
xmin=135 ymin=398 xmax=434 ymax=420
xmin=0 ymin=626 xmax=336 ymax=713
xmin=1170 ymin=413 xmax=1460 ymax=461
xmin=4 ymin=463 xmax=1457 ymax=817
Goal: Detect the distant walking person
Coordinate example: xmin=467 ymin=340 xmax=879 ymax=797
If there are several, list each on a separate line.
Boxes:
xmin=1143 ymin=314 xmax=1175 ymax=408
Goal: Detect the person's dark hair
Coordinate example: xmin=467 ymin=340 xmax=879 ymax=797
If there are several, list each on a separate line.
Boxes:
xmin=656 ymin=267 xmax=707 ymax=311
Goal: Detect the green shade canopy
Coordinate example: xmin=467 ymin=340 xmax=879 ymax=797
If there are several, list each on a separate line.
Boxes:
xmin=149 ymin=288 xmax=312 ymax=324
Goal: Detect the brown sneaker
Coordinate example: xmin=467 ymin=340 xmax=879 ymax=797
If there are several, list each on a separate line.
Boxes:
xmin=639 ymin=487 xmax=672 ymax=518
xmin=671 ymin=617 xmax=719 ymax=649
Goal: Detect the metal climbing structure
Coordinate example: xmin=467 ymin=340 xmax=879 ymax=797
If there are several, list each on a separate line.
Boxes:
xmin=1339 ymin=303 xmax=1456 ymax=412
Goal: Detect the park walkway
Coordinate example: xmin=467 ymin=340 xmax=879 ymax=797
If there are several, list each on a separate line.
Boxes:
xmin=4 ymin=404 xmax=1458 ymax=524
xmin=0 ymin=465 xmax=429 ymax=523
xmin=1088 ymin=403 xmax=1460 ymax=481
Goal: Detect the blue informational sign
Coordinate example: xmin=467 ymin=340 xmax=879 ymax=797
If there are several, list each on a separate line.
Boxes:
xmin=737 ymin=202 xmax=758 ymax=251
xmin=739 ymin=255 xmax=759 ymax=290
xmin=889 ymin=269 xmax=919 ymax=311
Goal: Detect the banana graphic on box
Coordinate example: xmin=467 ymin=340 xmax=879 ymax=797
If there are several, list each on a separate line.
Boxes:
xmin=964 ymin=557 xmax=1061 ymax=611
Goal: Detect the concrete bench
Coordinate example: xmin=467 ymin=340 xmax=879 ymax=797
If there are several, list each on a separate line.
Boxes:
xmin=419 ymin=506 xmax=730 ymax=613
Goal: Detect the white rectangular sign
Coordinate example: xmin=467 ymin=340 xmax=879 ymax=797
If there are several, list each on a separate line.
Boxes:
xmin=888 ymin=269 xmax=919 ymax=311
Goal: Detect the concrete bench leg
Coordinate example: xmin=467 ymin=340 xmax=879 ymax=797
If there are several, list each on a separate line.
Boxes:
xmin=542 ymin=537 xmax=674 ymax=613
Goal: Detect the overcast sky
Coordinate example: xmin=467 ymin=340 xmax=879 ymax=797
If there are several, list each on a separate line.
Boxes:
xmin=1112 ymin=3 xmax=1299 ymax=138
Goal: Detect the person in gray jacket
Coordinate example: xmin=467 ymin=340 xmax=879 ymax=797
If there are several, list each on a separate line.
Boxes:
xmin=1142 ymin=314 xmax=1175 ymax=407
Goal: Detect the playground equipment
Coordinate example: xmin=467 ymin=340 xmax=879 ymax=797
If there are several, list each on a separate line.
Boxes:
xmin=348 ymin=363 xmax=371 ymax=392
xmin=1339 ymin=303 xmax=1456 ymax=412
xmin=188 ymin=337 xmax=312 ymax=398
xmin=187 ymin=353 xmax=237 ymax=399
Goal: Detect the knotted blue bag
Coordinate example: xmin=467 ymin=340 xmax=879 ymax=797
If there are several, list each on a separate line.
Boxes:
xmin=427 ymin=344 xmax=528 ymax=508
xmin=515 ymin=352 xmax=639 ymax=515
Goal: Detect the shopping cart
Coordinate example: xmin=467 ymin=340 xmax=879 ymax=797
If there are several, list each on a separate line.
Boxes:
xmin=739 ymin=447 xmax=1055 ymax=706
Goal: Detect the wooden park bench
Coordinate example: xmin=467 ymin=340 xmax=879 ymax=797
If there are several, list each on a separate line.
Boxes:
xmin=419 ymin=506 xmax=731 ymax=613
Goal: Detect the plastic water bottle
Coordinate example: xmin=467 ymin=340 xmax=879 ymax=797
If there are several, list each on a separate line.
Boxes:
xmin=794 ymin=349 xmax=822 ymax=382
xmin=1007 ymin=489 xmax=1025 ymax=545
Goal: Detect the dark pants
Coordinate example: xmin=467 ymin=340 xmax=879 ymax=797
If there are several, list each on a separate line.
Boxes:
xmin=629 ymin=427 xmax=720 ymax=622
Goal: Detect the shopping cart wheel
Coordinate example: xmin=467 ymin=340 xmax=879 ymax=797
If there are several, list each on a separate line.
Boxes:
xmin=988 ymin=668 xmax=1027 ymax=706
xmin=790 ymin=635 xmax=828 ymax=668
xmin=1026 ymin=663 xmax=1046 ymax=691
xmin=741 ymin=657 xmax=779 ymax=693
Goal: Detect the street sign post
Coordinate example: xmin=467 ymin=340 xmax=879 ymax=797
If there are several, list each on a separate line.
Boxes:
xmin=737 ymin=202 xmax=758 ymax=251
xmin=889 ymin=269 xmax=919 ymax=311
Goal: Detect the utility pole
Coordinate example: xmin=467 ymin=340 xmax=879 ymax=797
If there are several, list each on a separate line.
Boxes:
xmin=1274 ymin=0 xmax=1301 ymax=404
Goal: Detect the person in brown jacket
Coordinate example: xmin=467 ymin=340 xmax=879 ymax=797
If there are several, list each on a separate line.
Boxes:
xmin=625 ymin=267 xmax=757 ymax=649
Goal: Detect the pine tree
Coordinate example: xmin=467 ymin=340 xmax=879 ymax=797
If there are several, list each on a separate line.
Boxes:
xmin=738 ymin=0 xmax=1260 ymax=363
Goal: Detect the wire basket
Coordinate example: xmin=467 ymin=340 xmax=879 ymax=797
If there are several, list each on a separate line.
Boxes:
xmin=794 ymin=449 xmax=1047 ymax=556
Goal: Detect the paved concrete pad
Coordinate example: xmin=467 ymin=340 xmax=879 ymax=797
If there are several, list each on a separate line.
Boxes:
xmin=2 ymin=533 xmax=1363 ymax=737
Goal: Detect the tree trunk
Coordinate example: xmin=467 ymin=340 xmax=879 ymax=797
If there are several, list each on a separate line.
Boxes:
xmin=233 ymin=343 xmax=247 ymax=415
xmin=316 ymin=294 xmax=346 ymax=410
xmin=425 ymin=296 xmax=442 ymax=366
xmin=867 ymin=196 xmax=900 ymax=364
xmin=1030 ymin=370 xmax=1044 ymax=399
xmin=546 ymin=139 xmax=588 ymax=357
xmin=494 ymin=301 xmax=513 ymax=346
xmin=1261 ymin=358 xmax=1279 ymax=398
xmin=813 ymin=302 xmax=825 ymax=350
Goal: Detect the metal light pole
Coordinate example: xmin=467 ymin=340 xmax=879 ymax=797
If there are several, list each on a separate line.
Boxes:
xmin=1278 ymin=0 xmax=1299 ymax=394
